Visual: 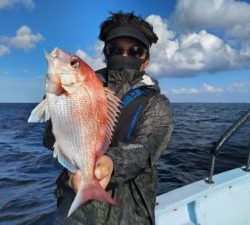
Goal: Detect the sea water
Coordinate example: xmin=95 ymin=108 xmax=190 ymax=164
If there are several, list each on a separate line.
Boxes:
xmin=0 ymin=103 xmax=249 ymax=225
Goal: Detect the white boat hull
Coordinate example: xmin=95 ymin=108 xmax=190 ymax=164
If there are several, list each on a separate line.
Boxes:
xmin=155 ymin=168 xmax=250 ymax=225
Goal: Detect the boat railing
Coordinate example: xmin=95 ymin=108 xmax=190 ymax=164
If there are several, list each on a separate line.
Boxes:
xmin=206 ymin=108 xmax=250 ymax=184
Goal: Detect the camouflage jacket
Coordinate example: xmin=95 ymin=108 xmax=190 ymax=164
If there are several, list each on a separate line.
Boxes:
xmin=43 ymin=68 xmax=173 ymax=225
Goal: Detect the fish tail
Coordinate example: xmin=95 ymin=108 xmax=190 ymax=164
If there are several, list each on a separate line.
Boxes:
xmin=67 ymin=180 xmax=117 ymax=217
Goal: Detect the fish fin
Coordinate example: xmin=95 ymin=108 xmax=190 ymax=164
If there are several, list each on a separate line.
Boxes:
xmin=53 ymin=142 xmax=77 ymax=173
xmin=53 ymin=142 xmax=59 ymax=158
xmin=28 ymin=99 xmax=50 ymax=122
xmin=67 ymin=180 xmax=117 ymax=217
xmin=100 ymin=88 xmax=121 ymax=154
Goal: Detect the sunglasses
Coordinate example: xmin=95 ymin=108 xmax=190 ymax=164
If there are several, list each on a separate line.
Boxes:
xmin=104 ymin=45 xmax=147 ymax=58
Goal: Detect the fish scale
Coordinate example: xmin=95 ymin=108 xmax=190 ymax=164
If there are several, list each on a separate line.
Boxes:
xmin=50 ymin=89 xmax=96 ymax=175
xmin=28 ymin=47 xmax=120 ymax=217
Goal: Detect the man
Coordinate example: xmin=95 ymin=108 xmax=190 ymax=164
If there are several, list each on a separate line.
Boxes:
xmin=43 ymin=11 xmax=173 ymax=225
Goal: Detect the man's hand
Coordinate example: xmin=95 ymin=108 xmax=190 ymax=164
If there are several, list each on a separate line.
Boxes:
xmin=68 ymin=155 xmax=114 ymax=193
xmin=94 ymin=155 xmax=114 ymax=189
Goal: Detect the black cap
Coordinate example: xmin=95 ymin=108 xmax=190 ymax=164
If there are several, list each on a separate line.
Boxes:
xmin=105 ymin=26 xmax=150 ymax=48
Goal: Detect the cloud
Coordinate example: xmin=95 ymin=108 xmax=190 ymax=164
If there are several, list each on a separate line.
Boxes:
xmin=226 ymin=80 xmax=250 ymax=93
xmin=75 ymin=41 xmax=105 ymax=71
xmin=172 ymin=0 xmax=250 ymax=56
xmin=79 ymin=12 xmax=250 ymax=78
xmin=10 ymin=25 xmax=44 ymax=50
xmin=202 ymin=83 xmax=223 ymax=93
xmin=0 ymin=25 xmax=44 ymax=53
xmin=170 ymin=80 xmax=250 ymax=96
xmin=145 ymin=15 xmax=178 ymax=75
xmin=145 ymin=14 xmax=250 ymax=77
xmin=72 ymin=0 xmax=250 ymax=77
xmin=0 ymin=44 xmax=10 ymax=56
xmin=172 ymin=87 xmax=199 ymax=95
xmin=172 ymin=0 xmax=250 ymax=32
xmin=0 ymin=0 xmax=35 ymax=10
xmin=172 ymin=83 xmax=223 ymax=95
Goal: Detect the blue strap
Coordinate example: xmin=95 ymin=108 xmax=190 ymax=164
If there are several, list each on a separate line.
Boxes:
xmin=121 ymin=87 xmax=147 ymax=141
xmin=122 ymin=88 xmax=146 ymax=106
xmin=110 ymin=86 xmax=156 ymax=144
xmin=126 ymin=104 xmax=144 ymax=140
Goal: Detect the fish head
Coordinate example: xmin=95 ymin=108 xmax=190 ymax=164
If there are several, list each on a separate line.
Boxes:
xmin=45 ymin=47 xmax=92 ymax=95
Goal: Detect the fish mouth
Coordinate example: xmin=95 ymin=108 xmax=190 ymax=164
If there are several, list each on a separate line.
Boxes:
xmin=45 ymin=48 xmax=74 ymax=77
xmin=45 ymin=48 xmax=80 ymax=95
xmin=44 ymin=51 xmax=57 ymax=74
xmin=45 ymin=47 xmax=71 ymax=70
xmin=47 ymin=47 xmax=69 ymax=61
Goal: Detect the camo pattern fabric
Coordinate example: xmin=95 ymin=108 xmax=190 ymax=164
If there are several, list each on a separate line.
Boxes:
xmin=44 ymin=69 xmax=173 ymax=225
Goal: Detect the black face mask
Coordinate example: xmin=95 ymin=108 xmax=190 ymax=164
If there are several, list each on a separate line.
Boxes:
xmin=106 ymin=55 xmax=144 ymax=71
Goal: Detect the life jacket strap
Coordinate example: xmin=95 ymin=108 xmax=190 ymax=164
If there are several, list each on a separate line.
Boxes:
xmin=111 ymin=87 xmax=156 ymax=145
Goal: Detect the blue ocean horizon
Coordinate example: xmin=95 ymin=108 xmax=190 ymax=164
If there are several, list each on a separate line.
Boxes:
xmin=0 ymin=103 xmax=250 ymax=225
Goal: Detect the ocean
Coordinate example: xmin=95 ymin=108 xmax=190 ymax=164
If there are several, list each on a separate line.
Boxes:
xmin=0 ymin=103 xmax=249 ymax=225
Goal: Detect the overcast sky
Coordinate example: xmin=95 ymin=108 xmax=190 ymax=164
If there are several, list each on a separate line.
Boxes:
xmin=1 ymin=0 xmax=250 ymax=102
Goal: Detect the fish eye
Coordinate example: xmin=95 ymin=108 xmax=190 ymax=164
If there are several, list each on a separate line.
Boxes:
xmin=70 ymin=59 xmax=80 ymax=68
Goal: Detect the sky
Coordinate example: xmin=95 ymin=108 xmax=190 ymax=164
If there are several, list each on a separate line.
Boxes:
xmin=0 ymin=0 xmax=250 ymax=103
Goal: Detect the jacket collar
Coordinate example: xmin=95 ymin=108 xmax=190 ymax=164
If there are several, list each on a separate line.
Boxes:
xmin=95 ymin=68 xmax=160 ymax=98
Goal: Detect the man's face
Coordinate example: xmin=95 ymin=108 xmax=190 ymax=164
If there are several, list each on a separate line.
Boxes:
xmin=105 ymin=37 xmax=149 ymax=71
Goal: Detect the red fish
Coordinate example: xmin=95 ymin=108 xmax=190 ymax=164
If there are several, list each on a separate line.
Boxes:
xmin=28 ymin=48 xmax=120 ymax=217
